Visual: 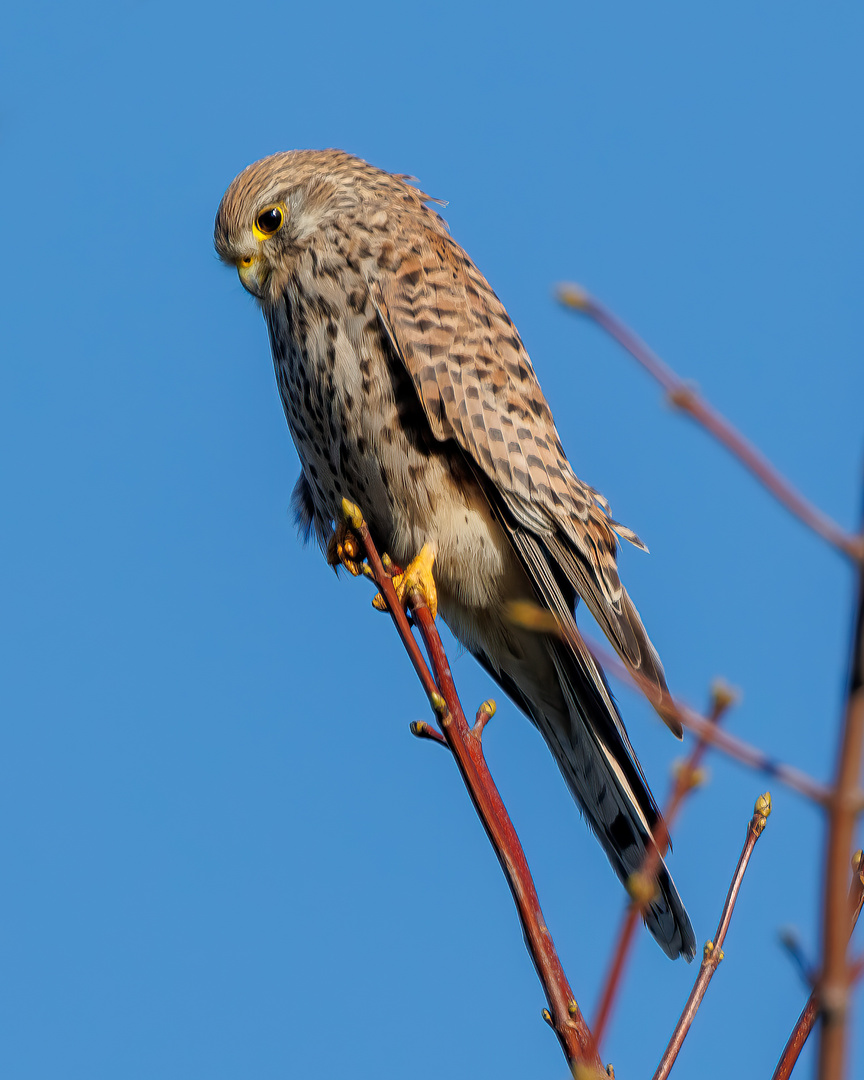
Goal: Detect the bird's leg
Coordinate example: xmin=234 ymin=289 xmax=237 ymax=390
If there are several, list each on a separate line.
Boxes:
xmin=372 ymin=543 xmax=438 ymax=619
xmin=326 ymin=518 xmax=364 ymax=577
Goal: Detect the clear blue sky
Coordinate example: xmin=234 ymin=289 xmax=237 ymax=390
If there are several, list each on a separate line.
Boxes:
xmin=2 ymin=2 xmax=862 ymax=1077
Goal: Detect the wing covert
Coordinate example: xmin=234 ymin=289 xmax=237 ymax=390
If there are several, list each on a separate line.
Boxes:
xmin=365 ymin=224 xmax=674 ymax=722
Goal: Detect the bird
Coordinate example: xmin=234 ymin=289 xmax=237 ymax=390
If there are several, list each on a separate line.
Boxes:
xmin=214 ymin=149 xmax=696 ymax=961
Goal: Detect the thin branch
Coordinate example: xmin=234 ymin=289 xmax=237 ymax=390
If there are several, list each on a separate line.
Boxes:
xmin=409 ymin=596 xmax=603 ymax=1075
xmin=409 ymin=720 xmax=450 ymax=748
xmin=508 ymin=599 xmax=834 ymax=807
xmin=817 ymin=520 xmax=864 ymax=1080
xmin=651 ymin=793 xmax=773 ymax=1080
xmin=772 ymin=851 xmax=864 ymax=1080
xmin=778 ymin=927 xmax=817 ymax=989
xmin=592 ymin=682 xmax=736 ymax=1048
xmin=582 ymin=628 xmax=834 ymax=808
xmin=341 ymin=501 xmax=604 ymax=1077
xmin=557 ymin=285 xmax=864 ymax=563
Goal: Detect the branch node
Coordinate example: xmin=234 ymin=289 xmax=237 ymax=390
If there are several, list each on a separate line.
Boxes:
xmin=666 ymin=383 xmax=698 ymax=412
xmin=568 ymin=997 xmax=580 ymax=1018
xmin=505 ymin=598 xmax=560 ymax=634
xmin=753 ymin=791 xmax=772 ymax=836
xmin=671 ymin=758 xmax=707 ymax=792
xmin=626 ymin=870 xmax=659 ymax=907
xmin=555 ymin=282 xmax=590 ymax=311
xmin=709 ymin=678 xmax=740 ymax=712
xmin=702 ymin=940 xmax=724 ymax=967
xmin=473 ymin=699 xmax=497 ymax=737
xmin=339 ymin=497 xmax=365 ymax=531
xmin=409 ymin=720 xmax=449 ymax=748
xmin=428 ymin=691 xmax=447 ymax=717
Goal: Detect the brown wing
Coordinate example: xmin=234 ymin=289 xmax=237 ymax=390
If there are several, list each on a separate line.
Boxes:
xmin=366 ymin=225 xmax=677 ymax=730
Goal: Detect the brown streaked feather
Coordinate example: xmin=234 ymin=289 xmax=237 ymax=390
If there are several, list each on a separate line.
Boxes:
xmin=366 ymin=231 xmax=674 ymax=721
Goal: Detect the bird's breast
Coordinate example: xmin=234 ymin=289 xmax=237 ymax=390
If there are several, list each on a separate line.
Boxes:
xmin=264 ymin=289 xmax=520 ymax=618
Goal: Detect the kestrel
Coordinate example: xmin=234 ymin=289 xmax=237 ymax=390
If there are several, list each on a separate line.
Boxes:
xmin=215 ymin=150 xmax=696 ymax=960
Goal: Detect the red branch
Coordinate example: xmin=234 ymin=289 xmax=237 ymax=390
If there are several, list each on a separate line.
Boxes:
xmin=772 ymin=851 xmax=864 ymax=1080
xmin=816 ymin=539 xmax=864 ymax=1079
xmin=557 ymin=285 xmax=864 ymax=563
xmin=344 ymin=503 xmax=604 ymax=1077
xmin=592 ymin=684 xmax=735 ymax=1048
xmin=651 ymin=794 xmax=773 ymax=1080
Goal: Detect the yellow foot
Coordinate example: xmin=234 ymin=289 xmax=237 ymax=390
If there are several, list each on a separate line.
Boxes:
xmin=326 ymin=519 xmax=364 ymax=577
xmin=372 ymin=543 xmax=438 ymax=618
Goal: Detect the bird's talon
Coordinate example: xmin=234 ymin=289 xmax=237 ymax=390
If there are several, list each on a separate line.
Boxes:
xmin=392 ymin=544 xmax=438 ymax=619
xmin=327 ymin=521 xmax=365 ymax=576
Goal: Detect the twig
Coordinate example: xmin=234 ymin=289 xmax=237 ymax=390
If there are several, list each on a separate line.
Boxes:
xmin=409 ymin=720 xmax=449 ymax=748
xmin=557 ymin=285 xmax=864 ymax=563
xmin=651 ymin=793 xmax=773 ymax=1080
xmin=817 ymin=523 xmax=864 ymax=1080
xmin=342 ymin=501 xmax=604 ymax=1077
xmin=772 ymin=851 xmax=864 ymax=1080
xmin=592 ymin=682 xmax=736 ymax=1048
xmin=581 ymin=629 xmax=834 ymax=808
xmin=509 ymin=598 xmax=833 ymax=807
xmin=778 ymin=926 xmax=816 ymax=989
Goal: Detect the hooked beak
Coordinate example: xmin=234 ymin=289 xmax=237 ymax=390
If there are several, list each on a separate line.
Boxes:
xmin=236 ymin=254 xmax=266 ymax=298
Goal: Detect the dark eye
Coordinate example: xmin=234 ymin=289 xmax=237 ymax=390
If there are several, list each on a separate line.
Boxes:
xmin=254 ymin=206 xmax=284 ymax=237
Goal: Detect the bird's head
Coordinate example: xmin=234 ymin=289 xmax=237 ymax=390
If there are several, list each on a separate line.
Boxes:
xmin=214 ymin=149 xmax=388 ymax=302
xmin=215 ymin=149 xmax=448 ymax=303
xmin=215 ymin=150 xmax=340 ymax=301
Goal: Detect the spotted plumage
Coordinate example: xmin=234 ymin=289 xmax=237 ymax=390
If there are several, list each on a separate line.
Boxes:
xmin=215 ymin=149 xmax=695 ymax=960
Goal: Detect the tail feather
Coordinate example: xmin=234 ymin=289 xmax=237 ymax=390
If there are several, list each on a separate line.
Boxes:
xmin=546 ymin=638 xmax=696 ymax=960
xmin=480 ymin=524 xmax=696 ymax=961
xmin=543 ymin=531 xmax=681 ymax=736
xmin=475 ymin=629 xmax=695 ymax=961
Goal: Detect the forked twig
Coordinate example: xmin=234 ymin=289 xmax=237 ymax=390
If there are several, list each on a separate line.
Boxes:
xmin=651 ymin=794 xmax=773 ymax=1080
xmin=341 ymin=501 xmax=604 ymax=1077
xmin=772 ymin=851 xmax=864 ymax=1080
xmin=557 ymin=285 xmax=864 ymax=563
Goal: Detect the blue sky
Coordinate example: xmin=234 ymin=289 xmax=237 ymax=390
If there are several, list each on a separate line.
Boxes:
xmin=2 ymin=2 xmax=862 ymax=1077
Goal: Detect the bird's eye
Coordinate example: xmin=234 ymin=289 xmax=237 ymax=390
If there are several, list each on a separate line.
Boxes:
xmin=253 ymin=206 xmax=284 ymax=238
